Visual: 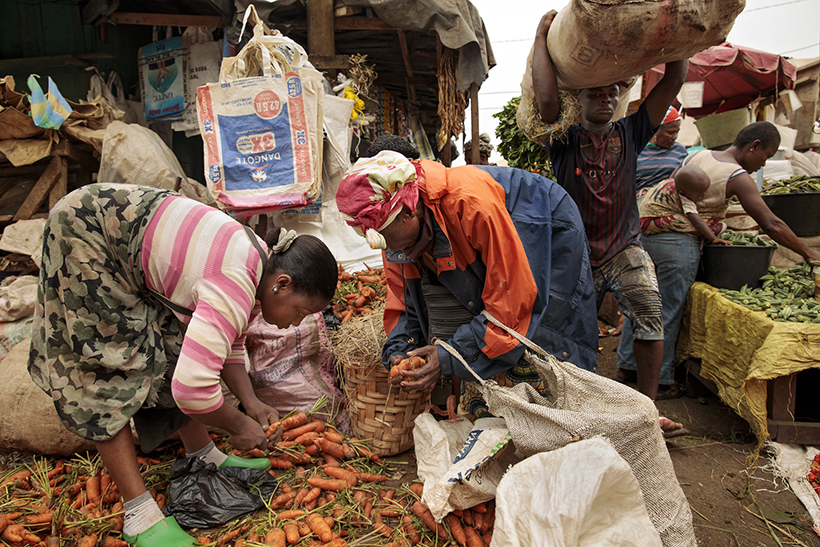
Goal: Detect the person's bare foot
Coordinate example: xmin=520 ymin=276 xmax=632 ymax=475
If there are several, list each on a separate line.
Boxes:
xmin=614 ymin=368 xmax=637 ymax=384
xmin=611 ymin=313 xmax=625 ymax=336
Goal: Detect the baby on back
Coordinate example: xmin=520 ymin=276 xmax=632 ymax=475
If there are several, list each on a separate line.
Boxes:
xmin=669 ymin=164 xmax=732 ymax=245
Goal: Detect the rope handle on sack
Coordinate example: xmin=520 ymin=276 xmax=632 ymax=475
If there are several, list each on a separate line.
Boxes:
xmin=434 ymin=339 xmax=487 ymax=386
xmin=480 ymin=310 xmax=558 ymax=363
xmin=237 ymin=5 xmax=296 ymax=77
xmin=434 ymin=311 xmax=560 ymax=386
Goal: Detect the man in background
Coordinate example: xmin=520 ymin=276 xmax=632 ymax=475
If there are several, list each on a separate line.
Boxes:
xmin=532 ymin=10 xmax=688 ymax=438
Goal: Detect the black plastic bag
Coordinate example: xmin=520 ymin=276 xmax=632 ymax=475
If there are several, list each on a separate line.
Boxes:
xmin=162 ymin=457 xmax=278 ymax=529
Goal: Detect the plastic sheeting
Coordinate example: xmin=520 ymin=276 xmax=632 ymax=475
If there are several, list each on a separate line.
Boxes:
xmin=163 ymin=457 xmax=278 ymax=529
xmin=678 ymin=282 xmax=820 ymax=444
xmin=769 ymin=442 xmax=820 ymax=536
xmin=237 ymin=0 xmax=495 ymax=91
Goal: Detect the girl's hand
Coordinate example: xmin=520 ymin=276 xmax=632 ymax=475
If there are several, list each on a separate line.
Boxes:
xmin=229 ymin=414 xmax=268 ymax=452
xmin=712 ymin=238 xmax=733 ymax=245
xmin=243 ymin=400 xmax=281 ymax=446
xmin=244 ymin=399 xmax=279 ymax=429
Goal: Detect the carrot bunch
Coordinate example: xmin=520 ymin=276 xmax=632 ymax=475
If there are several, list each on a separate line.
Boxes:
xmin=407 ymin=484 xmax=496 ymax=547
xmin=332 ymin=264 xmax=387 ymax=323
xmin=389 ymin=356 xmax=427 ymax=379
xmin=0 ymin=455 xmax=138 ymax=546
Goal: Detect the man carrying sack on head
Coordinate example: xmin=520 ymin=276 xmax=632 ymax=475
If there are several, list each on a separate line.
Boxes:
xmin=335 ymin=151 xmax=599 ymax=417
xmin=532 ymin=10 xmax=689 ymax=437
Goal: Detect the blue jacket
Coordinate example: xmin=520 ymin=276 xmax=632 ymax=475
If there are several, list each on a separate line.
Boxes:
xmin=381 ymin=162 xmax=598 ymax=380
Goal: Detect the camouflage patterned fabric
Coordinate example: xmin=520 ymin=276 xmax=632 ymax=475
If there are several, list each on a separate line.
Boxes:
xmin=28 ymin=183 xmax=186 ymax=442
xmin=460 ymin=355 xmax=548 ymax=419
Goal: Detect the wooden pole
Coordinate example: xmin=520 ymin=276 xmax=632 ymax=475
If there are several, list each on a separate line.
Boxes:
xmin=306 ymin=0 xmax=335 ymax=57
xmin=470 ymin=83 xmax=479 ymax=165
xmin=48 ymin=157 xmax=68 ymax=210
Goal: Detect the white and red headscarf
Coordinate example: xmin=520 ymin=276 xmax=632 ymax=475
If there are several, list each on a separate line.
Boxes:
xmin=336 ymin=151 xmax=423 ymax=249
xmin=662 ymin=106 xmax=682 ymax=126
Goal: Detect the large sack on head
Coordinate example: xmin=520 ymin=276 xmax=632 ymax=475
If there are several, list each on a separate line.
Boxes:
xmin=547 ymin=0 xmax=745 ymax=90
xmin=517 ymin=43 xmax=635 ymax=145
xmin=0 ymin=339 xmax=95 ymax=455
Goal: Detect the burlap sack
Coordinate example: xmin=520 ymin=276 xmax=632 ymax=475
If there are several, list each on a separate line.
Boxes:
xmin=437 ymin=311 xmax=696 ymax=547
xmin=517 ymin=42 xmax=634 ymax=145
xmin=547 ymin=0 xmax=745 ymax=91
xmin=0 ymin=339 xmax=95 ymax=455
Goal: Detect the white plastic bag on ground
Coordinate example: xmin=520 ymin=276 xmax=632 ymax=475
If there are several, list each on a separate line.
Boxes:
xmin=414 ymin=413 xmax=522 ymax=520
xmin=770 ymin=442 xmax=820 ymax=535
xmin=493 ymin=437 xmax=663 ymax=547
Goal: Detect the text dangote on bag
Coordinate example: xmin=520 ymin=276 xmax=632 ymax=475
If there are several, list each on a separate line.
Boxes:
xmin=196 ymin=6 xmax=323 ymax=214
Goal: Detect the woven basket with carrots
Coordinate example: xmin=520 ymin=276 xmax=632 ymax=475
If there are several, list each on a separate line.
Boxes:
xmin=329 ymin=290 xmax=430 ymax=457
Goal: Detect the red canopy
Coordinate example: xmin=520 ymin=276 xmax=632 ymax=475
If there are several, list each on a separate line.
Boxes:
xmin=646 ymin=42 xmax=797 ymax=118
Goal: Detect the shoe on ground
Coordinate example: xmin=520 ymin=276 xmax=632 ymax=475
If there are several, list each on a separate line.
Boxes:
xmin=122 ymin=516 xmax=196 ymax=547
xmin=219 ymin=453 xmax=271 ymax=471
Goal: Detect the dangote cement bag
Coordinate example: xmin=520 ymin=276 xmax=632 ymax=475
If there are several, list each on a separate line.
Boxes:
xmin=197 ymin=72 xmax=322 ymax=213
xmin=196 ymin=6 xmax=323 ymax=214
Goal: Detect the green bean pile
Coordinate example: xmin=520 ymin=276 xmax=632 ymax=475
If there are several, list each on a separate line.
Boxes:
xmin=718 ymin=262 xmax=820 ymax=323
xmin=760 ymin=175 xmax=820 ymax=195
xmin=716 ymin=230 xmax=778 ymax=247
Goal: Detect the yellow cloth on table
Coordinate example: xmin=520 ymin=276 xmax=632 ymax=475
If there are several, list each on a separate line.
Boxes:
xmin=678 ymin=282 xmax=820 ymax=445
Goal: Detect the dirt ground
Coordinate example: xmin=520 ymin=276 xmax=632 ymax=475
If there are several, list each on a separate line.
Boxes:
xmin=596 ymin=330 xmax=820 ymax=547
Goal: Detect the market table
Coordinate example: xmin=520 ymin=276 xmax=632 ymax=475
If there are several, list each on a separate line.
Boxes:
xmin=677 ymin=282 xmax=820 ymax=446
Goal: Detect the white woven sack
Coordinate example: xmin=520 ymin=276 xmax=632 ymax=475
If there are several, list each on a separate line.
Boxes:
xmin=493 ymin=438 xmax=662 ymax=547
xmin=437 ymin=311 xmax=696 ymax=547
xmin=198 ymin=5 xmax=324 ymax=212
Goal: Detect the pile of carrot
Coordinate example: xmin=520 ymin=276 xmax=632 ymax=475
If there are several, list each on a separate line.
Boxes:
xmin=332 ymin=265 xmax=387 ymax=324
xmin=0 ymin=453 xmax=157 ymax=546
xmin=0 ymin=404 xmax=496 ymax=546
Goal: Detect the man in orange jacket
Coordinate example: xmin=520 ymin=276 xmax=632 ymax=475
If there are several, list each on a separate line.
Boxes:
xmin=337 ymin=151 xmax=598 ymax=416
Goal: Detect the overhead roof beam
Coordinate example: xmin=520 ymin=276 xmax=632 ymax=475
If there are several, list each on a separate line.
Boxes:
xmin=108 ymin=12 xmax=230 ymax=27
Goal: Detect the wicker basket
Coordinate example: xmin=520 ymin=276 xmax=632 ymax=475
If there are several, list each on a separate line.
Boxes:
xmin=339 ymin=355 xmax=430 ymax=456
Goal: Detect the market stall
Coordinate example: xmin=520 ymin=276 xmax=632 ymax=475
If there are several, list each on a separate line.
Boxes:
xmin=639 ymin=42 xmax=801 ymax=150
xmin=678 ymin=282 xmax=820 ymax=446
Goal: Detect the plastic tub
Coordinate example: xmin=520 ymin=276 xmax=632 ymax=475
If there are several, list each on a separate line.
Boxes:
xmin=761 ymin=192 xmax=820 ymax=237
xmin=698 ymin=244 xmax=775 ymax=291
